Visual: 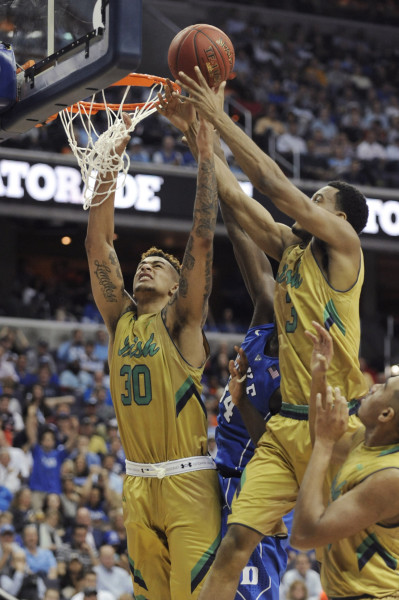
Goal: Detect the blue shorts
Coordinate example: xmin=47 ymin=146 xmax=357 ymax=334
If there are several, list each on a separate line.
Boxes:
xmin=219 ymin=473 xmax=288 ymax=600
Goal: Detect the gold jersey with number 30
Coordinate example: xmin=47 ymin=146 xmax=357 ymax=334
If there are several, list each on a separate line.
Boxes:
xmin=109 ymin=310 xmax=209 ymax=463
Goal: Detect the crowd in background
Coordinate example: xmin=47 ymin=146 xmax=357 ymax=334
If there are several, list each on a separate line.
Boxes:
xmin=3 ymin=6 xmax=399 ymax=188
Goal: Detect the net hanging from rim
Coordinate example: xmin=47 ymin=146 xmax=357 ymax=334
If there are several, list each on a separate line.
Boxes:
xmin=58 ymin=74 xmax=180 ymax=210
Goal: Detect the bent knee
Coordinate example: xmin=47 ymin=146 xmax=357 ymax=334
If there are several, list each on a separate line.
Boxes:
xmin=215 ymin=524 xmax=262 ymax=569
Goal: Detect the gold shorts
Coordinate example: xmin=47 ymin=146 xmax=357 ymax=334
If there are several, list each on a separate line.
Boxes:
xmin=228 ymin=408 xmax=362 ymax=537
xmin=123 ymin=468 xmax=221 ymax=600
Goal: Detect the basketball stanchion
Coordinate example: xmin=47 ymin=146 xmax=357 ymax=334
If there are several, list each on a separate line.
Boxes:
xmin=55 ymin=74 xmax=180 ymax=210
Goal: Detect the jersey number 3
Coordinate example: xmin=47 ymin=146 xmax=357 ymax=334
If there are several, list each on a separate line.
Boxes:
xmin=285 ymin=292 xmax=298 ymax=333
xmin=120 ymin=364 xmax=152 ymax=405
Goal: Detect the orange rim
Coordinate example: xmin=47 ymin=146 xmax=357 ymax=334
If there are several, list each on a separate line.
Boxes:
xmin=67 ymin=73 xmax=180 ymax=113
xmin=38 ymin=73 xmax=180 ymax=126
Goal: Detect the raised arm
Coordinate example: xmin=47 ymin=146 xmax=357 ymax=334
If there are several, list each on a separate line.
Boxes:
xmin=157 ymin=81 xmax=295 ymax=262
xmin=291 ymin=389 xmax=399 ymax=549
xmin=163 ymin=116 xmax=218 ymax=367
xmin=85 ymin=118 xmax=134 ymax=350
xmin=305 ymin=322 xmax=356 ymax=460
xmin=177 ymin=70 xmax=361 ymax=257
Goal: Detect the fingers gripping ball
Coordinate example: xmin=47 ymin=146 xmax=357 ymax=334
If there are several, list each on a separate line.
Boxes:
xmin=168 ymin=24 xmax=235 ymax=87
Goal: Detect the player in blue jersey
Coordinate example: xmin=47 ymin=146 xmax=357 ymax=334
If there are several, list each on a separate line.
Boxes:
xmin=215 ymin=199 xmax=287 ymax=600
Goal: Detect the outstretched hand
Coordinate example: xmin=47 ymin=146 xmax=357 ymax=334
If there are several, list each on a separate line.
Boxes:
xmin=314 ymin=385 xmax=349 ymax=445
xmin=175 ymin=67 xmax=226 ymax=125
xmin=305 ymin=321 xmax=334 ymax=375
xmin=228 ymin=345 xmax=249 ymax=406
xmin=156 ymin=79 xmax=197 ymax=133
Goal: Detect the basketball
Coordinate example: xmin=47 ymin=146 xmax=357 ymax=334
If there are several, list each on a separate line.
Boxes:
xmin=168 ymin=24 xmax=235 ymax=88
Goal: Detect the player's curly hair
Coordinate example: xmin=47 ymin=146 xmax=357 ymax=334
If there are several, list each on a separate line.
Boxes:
xmin=328 ymin=180 xmax=369 ymax=234
xmin=141 ymin=247 xmax=181 ymax=275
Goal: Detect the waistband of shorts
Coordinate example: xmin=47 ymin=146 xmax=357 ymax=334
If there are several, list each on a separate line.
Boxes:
xmin=279 ymin=399 xmax=360 ymax=421
xmin=125 ymin=455 xmax=216 ymax=478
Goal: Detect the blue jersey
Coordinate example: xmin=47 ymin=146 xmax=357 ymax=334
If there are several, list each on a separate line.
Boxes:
xmin=215 ymin=324 xmax=280 ymax=477
xmin=215 ymin=324 xmax=287 ymax=600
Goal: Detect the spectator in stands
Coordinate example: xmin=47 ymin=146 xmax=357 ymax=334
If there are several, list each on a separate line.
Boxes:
xmin=71 ymin=569 xmax=115 ymax=600
xmin=107 ymin=509 xmax=127 ymax=565
xmin=356 ymin=129 xmax=387 ymax=161
xmin=79 ymin=417 xmax=107 ymax=456
xmin=310 ymin=106 xmax=338 ymax=141
xmin=53 ymin=406 xmax=78 ymax=446
xmin=38 ymin=507 xmax=64 ymax=553
xmin=0 ymin=392 xmax=24 ymax=443
xmin=59 ymin=553 xmax=85 ymax=600
xmin=15 ymin=353 xmax=38 ymax=392
xmin=26 ymin=405 xmax=78 ymax=509
xmin=10 ymin=487 xmax=35 ymax=534
xmin=36 ymin=364 xmax=61 ymax=399
xmin=286 ymin=580 xmax=309 ymax=600
xmin=26 ymin=339 xmax=57 ymax=375
xmin=0 ymin=343 xmax=19 ymax=383
xmin=327 ymin=142 xmax=353 ymax=176
xmin=23 ymin=383 xmax=51 ymax=424
xmin=152 ymin=134 xmax=183 ymax=165
xmin=81 ymin=341 xmax=105 ymax=376
xmin=280 ymin=553 xmax=322 ymax=600
xmin=64 ymin=506 xmax=104 ymax=552
xmin=339 ymin=104 xmax=365 ymax=144
xmin=94 ymin=545 xmax=133 ymax=597
xmin=0 ymin=547 xmax=47 ymax=600
xmin=93 ymin=330 xmax=109 ymax=363
xmin=59 ymin=359 xmax=93 ymax=401
xmin=276 ymin=116 xmax=307 ymax=154
xmin=0 ymin=444 xmax=30 ymax=494
xmin=128 ymin=136 xmax=150 ymax=163
xmin=385 ymin=135 xmax=399 ymax=160
xmin=44 ymin=588 xmax=61 ymax=600
xmin=70 ymin=434 xmax=102 ymax=469
xmin=57 ymin=523 xmax=99 ymax=571
xmin=85 ymin=386 xmax=115 ymax=424
xmin=84 ymin=370 xmax=112 ymax=407
xmin=60 ymin=473 xmax=79 ymax=528
xmin=57 ymin=329 xmax=86 ymax=366
xmin=22 ymin=523 xmax=58 ymax=581
xmin=0 ymin=523 xmax=23 ymax=576
xmin=82 ymin=480 xmax=111 ymax=528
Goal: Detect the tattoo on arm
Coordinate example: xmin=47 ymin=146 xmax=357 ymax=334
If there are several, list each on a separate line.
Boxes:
xmin=94 ymin=259 xmax=118 ymax=302
xmin=194 ymin=159 xmax=218 ymax=239
xmin=109 ymin=250 xmax=123 ymax=280
xmin=182 ymin=236 xmax=196 ymax=270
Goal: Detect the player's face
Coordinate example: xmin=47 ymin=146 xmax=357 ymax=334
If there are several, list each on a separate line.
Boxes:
xmin=358 ymin=377 xmax=399 ymax=425
xmin=133 ymin=257 xmax=178 ymax=298
xmin=291 ymin=186 xmax=340 ymax=240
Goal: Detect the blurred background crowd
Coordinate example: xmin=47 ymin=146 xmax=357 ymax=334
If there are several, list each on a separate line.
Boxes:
xmin=3 ymin=1 xmax=399 ymax=188
xmin=0 ymin=0 xmax=397 ymax=598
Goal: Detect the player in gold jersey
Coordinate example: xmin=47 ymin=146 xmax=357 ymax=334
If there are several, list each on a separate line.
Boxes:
xmin=171 ymin=70 xmax=369 ymax=599
xmin=85 ymin=114 xmax=221 ymax=599
xmin=292 ymin=322 xmax=399 ymax=600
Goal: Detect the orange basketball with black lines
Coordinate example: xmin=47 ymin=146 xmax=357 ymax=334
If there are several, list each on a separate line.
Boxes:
xmin=168 ymin=24 xmax=235 ymax=88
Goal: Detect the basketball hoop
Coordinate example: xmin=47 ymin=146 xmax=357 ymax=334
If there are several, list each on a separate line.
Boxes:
xmin=57 ymin=73 xmax=180 ymax=210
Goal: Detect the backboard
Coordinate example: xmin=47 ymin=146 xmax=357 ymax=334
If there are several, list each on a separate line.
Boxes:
xmin=0 ymin=0 xmax=142 ymax=142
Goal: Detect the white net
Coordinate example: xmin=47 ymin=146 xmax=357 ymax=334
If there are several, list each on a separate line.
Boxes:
xmin=59 ymin=80 xmax=164 ymax=210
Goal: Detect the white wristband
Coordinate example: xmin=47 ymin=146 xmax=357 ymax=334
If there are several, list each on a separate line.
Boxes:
xmin=237 ymin=373 xmax=247 ymax=383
